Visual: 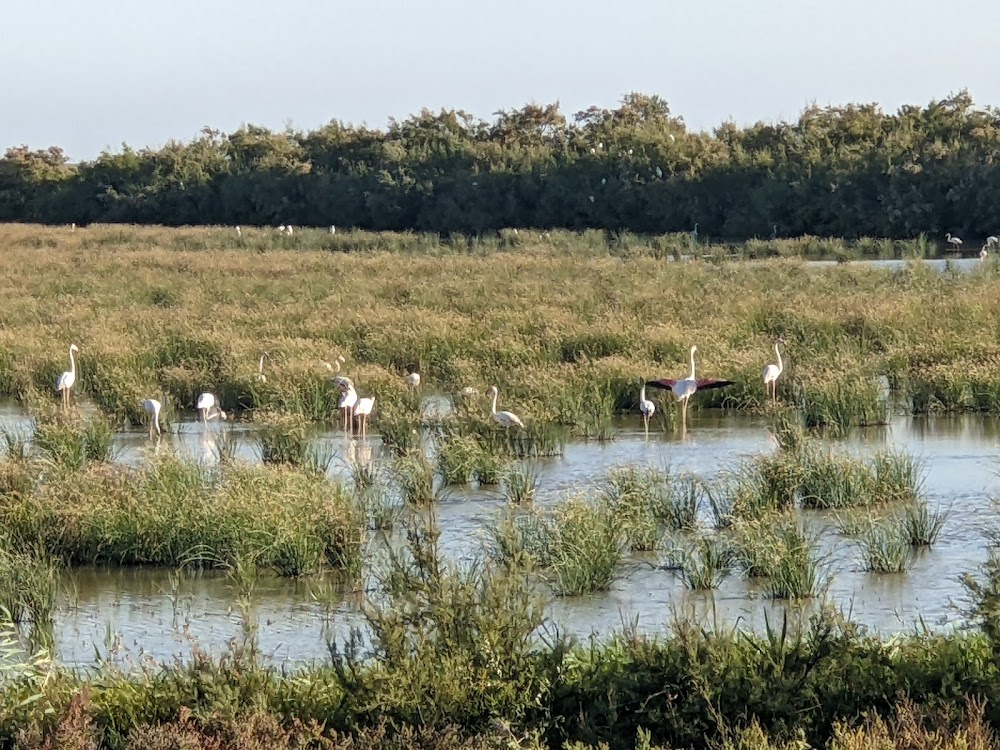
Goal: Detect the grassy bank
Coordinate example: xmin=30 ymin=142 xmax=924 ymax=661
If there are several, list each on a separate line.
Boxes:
xmin=0 ymin=224 xmax=997 ymax=432
xmin=4 ymin=515 xmax=1000 ymax=750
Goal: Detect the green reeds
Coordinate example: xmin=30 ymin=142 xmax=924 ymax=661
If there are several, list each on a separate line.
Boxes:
xmin=395 ymin=453 xmax=436 ymax=505
xmin=0 ymin=546 xmax=59 ymax=624
xmin=856 ymin=517 xmax=912 ymax=573
xmin=502 ymin=463 xmax=540 ymax=505
xmin=679 ymin=535 xmax=731 ymax=590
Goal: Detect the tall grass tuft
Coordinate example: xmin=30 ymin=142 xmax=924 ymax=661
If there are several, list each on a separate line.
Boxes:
xmin=0 ymin=546 xmax=59 ymax=624
xmin=503 ymin=462 xmax=540 ymax=505
xmin=898 ymin=499 xmax=948 ymax=546
xmin=856 ymin=517 xmax=912 ymax=573
xmin=256 ymin=412 xmax=311 ymax=467
xmin=395 ymin=453 xmax=436 ymax=505
xmin=679 ymin=535 xmax=731 ymax=590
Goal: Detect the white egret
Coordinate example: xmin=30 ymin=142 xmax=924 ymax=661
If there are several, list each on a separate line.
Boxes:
xmin=56 ymin=344 xmax=80 ymax=408
xmin=141 ymin=398 xmax=162 ymax=437
xmin=485 ymin=385 xmax=524 ymax=428
xmin=762 ymin=338 xmax=787 ymax=403
xmin=645 ymin=345 xmax=733 ymax=431
xmin=638 ymin=379 xmax=655 ymax=438
xmin=196 ymin=392 xmax=227 ymax=424
xmin=945 ymin=233 xmax=963 ymax=250
xmin=354 ymin=396 xmax=374 ymax=438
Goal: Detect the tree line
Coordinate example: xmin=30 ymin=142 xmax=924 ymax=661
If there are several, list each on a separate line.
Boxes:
xmin=2 ymin=90 xmax=998 ymax=240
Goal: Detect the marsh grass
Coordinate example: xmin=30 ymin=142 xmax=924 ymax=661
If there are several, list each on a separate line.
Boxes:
xmin=0 ymin=456 xmax=365 ymax=577
xmin=256 ymin=412 xmax=312 ymax=467
xmin=798 ymin=376 xmax=891 ymax=432
xmin=0 ymin=546 xmax=59 ymax=623
xmin=679 ymin=535 xmax=731 ymax=590
xmin=472 ymin=445 xmax=509 ymax=486
xmin=32 ymin=413 xmax=117 ymax=470
xmin=358 ymin=486 xmax=404 ymax=532
xmin=856 ymin=517 xmax=912 ymax=573
xmin=897 ymin=499 xmax=948 ymax=546
xmin=799 ymin=447 xmax=922 ymax=509
xmin=502 ymin=462 xmax=540 ymax=505
xmin=0 ymin=427 xmax=30 ymax=463
xmin=395 ymin=453 xmax=437 ymax=505
xmin=435 ymin=434 xmax=478 ymax=485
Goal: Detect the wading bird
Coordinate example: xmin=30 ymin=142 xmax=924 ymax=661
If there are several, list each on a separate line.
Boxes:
xmin=354 ymin=396 xmax=374 ymax=438
xmin=486 ymin=385 xmax=524 ymax=428
xmin=762 ymin=338 xmax=787 ymax=403
xmin=645 ymin=345 xmax=733 ymax=431
xmin=406 ymin=368 xmax=421 ymax=389
xmin=235 ymin=225 xmax=242 ymax=238
xmin=329 ymin=225 xmax=336 ymax=235
xmin=638 ymin=379 xmax=655 ymax=438
xmin=196 ymin=392 xmax=227 ymax=424
xmin=141 ymin=398 xmax=162 ymax=437
xmin=56 ymin=343 xmax=80 ymax=408
xmin=690 ymin=223 xmax=699 ymax=243
xmin=256 ymin=352 xmax=268 ymax=383
xmin=945 ymin=233 xmax=963 ymax=251
xmin=987 ymin=235 xmax=998 ymax=248
xmin=770 ymin=224 xmax=778 ymax=240
xmin=982 ymin=245 xmax=989 ymax=261
xmin=337 ymin=379 xmax=358 ymax=435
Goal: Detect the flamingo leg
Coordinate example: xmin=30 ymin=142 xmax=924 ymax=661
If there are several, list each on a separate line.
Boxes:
xmin=643 ymin=413 xmax=649 ymax=439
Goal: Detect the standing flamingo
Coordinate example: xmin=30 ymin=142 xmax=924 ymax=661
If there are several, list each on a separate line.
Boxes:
xmin=354 ymin=396 xmax=375 ymax=438
xmin=141 ymin=398 xmax=162 ymax=437
xmin=485 ymin=385 xmax=524 ymax=428
xmin=56 ymin=344 xmax=80 ymax=409
xmin=256 ymin=352 xmax=268 ymax=383
xmin=638 ymin=379 xmax=655 ymax=438
xmin=762 ymin=338 xmax=786 ymax=403
xmin=196 ymin=392 xmax=227 ymax=425
xmin=982 ymin=245 xmax=989 ymax=261
xmin=645 ymin=345 xmax=733 ymax=431
xmin=337 ymin=379 xmax=358 ymax=435
xmin=987 ymin=235 xmax=998 ymax=248
xmin=945 ymin=233 xmax=963 ymax=251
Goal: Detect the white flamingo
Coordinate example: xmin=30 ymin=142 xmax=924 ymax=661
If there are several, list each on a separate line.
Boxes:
xmin=141 ymin=398 xmax=162 ymax=437
xmin=645 ymin=345 xmax=733 ymax=431
xmin=486 ymin=385 xmax=524 ymax=428
xmin=945 ymin=233 xmax=963 ymax=251
xmin=285 ymin=224 xmax=294 ymax=236
xmin=982 ymin=245 xmax=989 ymax=261
xmin=235 ymin=225 xmax=242 ymax=238
xmin=196 ymin=392 xmax=227 ymax=425
xmin=56 ymin=344 xmax=80 ymax=408
xmin=256 ymin=352 xmax=268 ymax=383
xmin=354 ymin=396 xmax=375 ymax=438
xmin=762 ymin=338 xmax=787 ymax=403
xmin=987 ymin=235 xmax=998 ymax=248
xmin=329 ymin=225 xmax=336 ymax=235
xmin=638 ymin=379 xmax=655 ymax=438
xmin=338 ymin=380 xmax=358 ymax=435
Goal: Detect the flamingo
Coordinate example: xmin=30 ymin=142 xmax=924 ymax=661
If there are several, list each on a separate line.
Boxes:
xmin=56 ymin=344 xmax=80 ymax=408
xmin=638 ymin=379 xmax=655 ymax=438
xmin=645 ymin=345 xmax=733 ymax=431
xmin=256 ymin=352 xmax=268 ymax=383
xmin=945 ymin=233 xmax=963 ymax=251
xmin=485 ymin=385 xmax=524 ymax=428
xmin=141 ymin=398 xmax=162 ymax=437
xmin=330 ymin=225 xmax=336 ymax=235
xmin=987 ymin=235 xmax=998 ymax=248
xmin=354 ymin=396 xmax=375 ymax=438
xmin=285 ymin=224 xmax=294 ymax=236
xmin=770 ymin=224 xmax=778 ymax=240
xmin=278 ymin=225 xmax=286 ymax=234
xmin=338 ymin=381 xmax=358 ymax=435
xmin=196 ymin=392 xmax=227 ymax=425
xmin=691 ymin=223 xmax=699 ymax=242
xmin=762 ymin=338 xmax=787 ymax=403
xmin=235 ymin=225 xmax=242 ymax=238
xmin=406 ymin=369 xmax=421 ymax=389
xmin=982 ymin=245 xmax=989 ymax=261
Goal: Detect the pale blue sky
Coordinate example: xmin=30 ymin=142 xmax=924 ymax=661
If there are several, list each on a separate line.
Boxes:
xmin=4 ymin=0 xmax=999 ymax=160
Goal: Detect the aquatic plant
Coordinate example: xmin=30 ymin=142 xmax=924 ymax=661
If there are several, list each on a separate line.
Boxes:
xmin=678 ymin=535 xmax=731 ymax=590
xmin=856 ymin=517 xmax=912 ymax=573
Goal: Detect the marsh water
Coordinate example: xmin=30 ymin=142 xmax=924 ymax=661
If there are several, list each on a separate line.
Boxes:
xmin=5 ymin=396 xmax=998 ymax=671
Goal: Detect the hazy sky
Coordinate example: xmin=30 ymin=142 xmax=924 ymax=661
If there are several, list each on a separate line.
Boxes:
xmin=4 ymin=0 xmax=1000 ymax=160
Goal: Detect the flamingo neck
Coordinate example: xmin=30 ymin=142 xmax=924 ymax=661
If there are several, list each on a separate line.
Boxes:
xmin=69 ymin=348 xmax=76 ymax=376
xmin=688 ymin=348 xmax=696 ymax=381
xmin=490 ymin=391 xmax=499 ymax=415
xmin=775 ymin=344 xmax=783 ymax=373
xmin=640 ymin=384 xmax=646 ymax=402
xmin=258 ymin=356 xmax=265 ymax=373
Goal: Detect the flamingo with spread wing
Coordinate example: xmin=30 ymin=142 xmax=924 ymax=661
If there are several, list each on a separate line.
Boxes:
xmin=645 ymin=345 xmax=733 ymax=430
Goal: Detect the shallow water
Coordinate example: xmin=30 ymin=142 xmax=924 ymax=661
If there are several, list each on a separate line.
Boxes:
xmin=5 ymin=401 xmax=999 ymax=669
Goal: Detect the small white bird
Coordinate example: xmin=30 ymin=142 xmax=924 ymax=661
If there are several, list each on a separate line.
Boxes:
xmin=762 ymin=338 xmax=787 ymax=403
xmin=196 ymin=392 xmax=227 ymax=424
xmin=406 ymin=370 xmax=421 ymax=389
xmin=56 ymin=343 xmax=80 ymax=408
xmin=353 ymin=396 xmax=375 ymax=438
xmin=945 ymin=232 xmax=963 ymax=250
xmin=141 ymin=398 xmax=162 ymax=437
xmin=256 ymin=352 xmax=268 ymax=383
xmin=638 ymin=379 xmax=655 ymax=438
xmin=486 ymin=385 xmax=524 ymax=428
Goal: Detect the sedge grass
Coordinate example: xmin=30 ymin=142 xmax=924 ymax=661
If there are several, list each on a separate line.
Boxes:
xmin=856 ymin=517 xmax=912 ymax=573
